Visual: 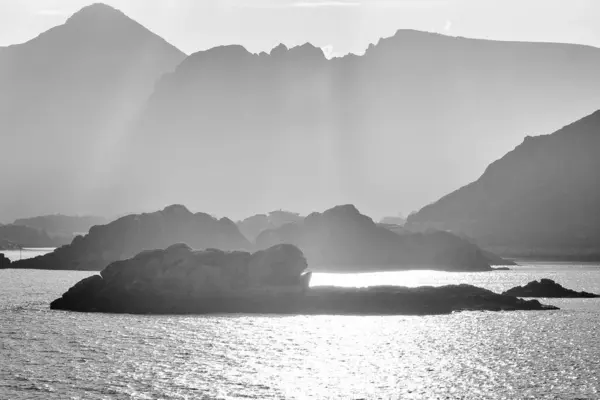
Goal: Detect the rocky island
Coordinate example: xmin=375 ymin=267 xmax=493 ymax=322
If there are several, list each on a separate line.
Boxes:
xmin=52 ymin=244 xmax=558 ymax=315
xmin=503 ymin=279 xmax=600 ymax=298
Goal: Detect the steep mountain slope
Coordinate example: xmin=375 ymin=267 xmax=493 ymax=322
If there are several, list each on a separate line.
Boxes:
xmin=255 ymin=205 xmax=495 ymax=271
xmin=0 ymin=3 xmax=185 ymax=221
xmin=119 ymin=31 xmax=600 ymax=218
xmin=407 ymin=110 xmax=600 ymax=259
xmin=13 ymin=205 xmax=251 ymax=271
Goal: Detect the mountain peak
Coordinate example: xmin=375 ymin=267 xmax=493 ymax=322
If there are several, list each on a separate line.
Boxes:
xmin=66 ymin=3 xmax=129 ymax=25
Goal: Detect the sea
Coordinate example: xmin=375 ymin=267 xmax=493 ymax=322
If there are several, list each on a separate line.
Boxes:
xmin=1 ymin=249 xmax=599 ymax=399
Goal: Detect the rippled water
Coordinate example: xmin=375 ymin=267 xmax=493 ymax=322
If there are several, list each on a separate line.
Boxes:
xmin=1 ymin=262 xmax=600 ymax=399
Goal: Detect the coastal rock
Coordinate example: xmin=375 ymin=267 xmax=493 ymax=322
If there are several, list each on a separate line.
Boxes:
xmin=502 ymin=279 xmax=600 ymax=298
xmin=13 ymin=205 xmax=251 ymax=271
xmin=0 ymin=253 xmax=11 ymax=269
xmin=51 ymin=243 xmax=312 ymax=312
xmin=255 ymin=205 xmax=494 ymax=272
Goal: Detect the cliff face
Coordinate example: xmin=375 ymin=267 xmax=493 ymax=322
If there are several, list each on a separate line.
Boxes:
xmin=256 ymin=205 xmax=494 ymax=271
xmin=13 ymin=205 xmax=251 ymax=271
xmin=407 ymin=110 xmax=600 ymax=258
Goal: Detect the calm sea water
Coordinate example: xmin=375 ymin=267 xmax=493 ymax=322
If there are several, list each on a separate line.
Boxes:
xmin=1 ymin=251 xmax=599 ymax=399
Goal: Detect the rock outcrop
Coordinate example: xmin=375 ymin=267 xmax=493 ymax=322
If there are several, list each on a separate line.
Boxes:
xmin=502 ymin=279 xmax=600 ymax=298
xmin=50 ymin=243 xmax=557 ymax=314
xmin=51 ymin=243 xmax=311 ymax=312
xmin=14 ymin=205 xmax=251 ymax=271
xmin=255 ymin=205 xmax=497 ymax=272
xmin=0 ymin=253 xmax=11 ymax=269
xmin=407 ymin=110 xmax=600 ymax=261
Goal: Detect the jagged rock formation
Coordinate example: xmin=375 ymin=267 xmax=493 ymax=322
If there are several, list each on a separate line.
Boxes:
xmin=51 ymin=243 xmax=311 ymax=312
xmin=237 ymin=210 xmax=304 ymax=242
xmin=13 ymin=205 xmax=251 ymax=271
xmin=50 ymin=243 xmax=556 ymax=314
xmin=13 ymin=215 xmax=107 ymax=238
xmin=503 ymin=279 xmax=599 ymax=298
xmin=0 ymin=253 xmax=10 ymax=269
xmin=0 ymin=224 xmax=63 ymax=248
xmin=255 ymin=205 xmax=499 ymax=271
xmin=0 ymin=3 xmax=185 ymax=221
xmin=407 ymin=110 xmax=600 ymax=260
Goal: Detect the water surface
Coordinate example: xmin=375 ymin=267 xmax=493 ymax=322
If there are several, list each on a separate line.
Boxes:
xmin=1 ymin=263 xmax=599 ymax=399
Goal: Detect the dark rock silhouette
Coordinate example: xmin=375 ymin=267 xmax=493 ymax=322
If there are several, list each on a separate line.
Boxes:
xmin=407 ymin=110 xmax=600 ymax=261
xmin=51 ymin=243 xmax=311 ymax=312
xmin=50 ymin=243 xmax=556 ymax=314
xmin=13 ymin=205 xmax=251 ymax=271
xmin=237 ymin=210 xmax=304 ymax=242
xmin=0 ymin=253 xmax=11 ymax=269
xmin=117 ymin=29 xmax=600 ymax=223
xmin=13 ymin=215 xmax=107 ymax=238
xmin=0 ymin=3 xmax=185 ymax=221
xmin=503 ymin=279 xmax=599 ymax=298
xmin=255 ymin=205 xmax=497 ymax=271
xmin=0 ymin=224 xmax=63 ymax=248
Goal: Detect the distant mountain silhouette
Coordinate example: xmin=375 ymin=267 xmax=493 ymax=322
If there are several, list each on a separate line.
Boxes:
xmin=237 ymin=211 xmax=304 ymax=242
xmin=0 ymin=3 xmax=185 ymax=220
xmin=407 ymin=110 xmax=600 ymax=260
xmin=118 ymin=30 xmax=600 ymax=219
xmin=13 ymin=205 xmax=251 ymax=270
xmin=13 ymin=215 xmax=107 ymax=238
xmin=255 ymin=205 xmax=497 ymax=271
xmin=0 ymin=224 xmax=63 ymax=248
xmin=3 ymin=5 xmax=600 ymax=221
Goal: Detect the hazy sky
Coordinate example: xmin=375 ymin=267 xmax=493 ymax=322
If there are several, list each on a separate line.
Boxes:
xmin=1 ymin=0 xmax=600 ymax=56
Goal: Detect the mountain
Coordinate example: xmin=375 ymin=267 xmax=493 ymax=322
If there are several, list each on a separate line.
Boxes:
xmin=13 ymin=215 xmax=107 ymax=237
xmin=0 ymin=224 xmax=63 ymax=248
xmin=13 ymin=205 xmax=251 ymax=271
xmin=0 ymin=3 xmax=185 ymax=221
xmin=255 ymin=204 xmax=497 ymax=271
xmin=406 ymin=110 xmax=600 ymax=260
xmin=116 ymin=30 xmax=600 ymax=219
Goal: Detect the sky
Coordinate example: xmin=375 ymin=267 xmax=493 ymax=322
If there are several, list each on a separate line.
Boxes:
xmin=1 ymin=0 xmax=600 ymax=57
